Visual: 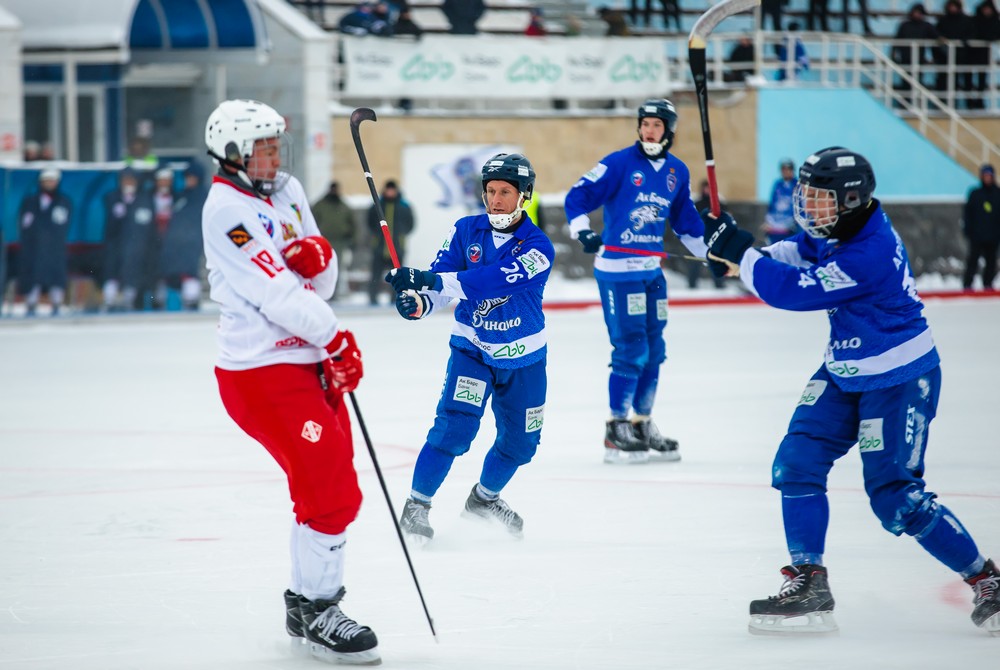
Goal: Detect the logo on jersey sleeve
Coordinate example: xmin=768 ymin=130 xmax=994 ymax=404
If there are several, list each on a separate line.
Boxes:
xmin=227 ymin=224 xmax=252 ymax=247
xmin=631 ymin=171 xmax=645 ymax=186
xmin=583 ymin=162 xmax=608 ymax=183
xmin=454 ymin=376 xmax=486 ymax=406
xmin=441 ymin=226 xmax=456 ymax=251
xmin=258 ymin=213 xmax=275 ymax=237
xmin=467 ymin=243 xmax=483 ymax=263
xmin=517 ymin=248 xmax=550 ymax=278
xmin=816 ymin=261 xmax=857 ymax=292
xmin=290 ymin=203 xmax=303 ymax=222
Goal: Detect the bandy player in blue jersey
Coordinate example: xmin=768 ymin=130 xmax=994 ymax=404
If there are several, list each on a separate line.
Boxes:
xmin=385 ymin=153 xmax=553 ymax=543
xmin=564 ymin=99 xmax=709 ymax=465
xmin=701 ymin=146 xmax=1000 ymax=636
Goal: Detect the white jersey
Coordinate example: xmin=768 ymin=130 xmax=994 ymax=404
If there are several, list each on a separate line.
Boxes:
xmin=203 ymin=173 xmax=340 ymax=370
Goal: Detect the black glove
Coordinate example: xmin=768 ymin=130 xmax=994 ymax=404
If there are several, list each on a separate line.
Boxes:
xmin=707 ymin=258 xmax=730 ymax=279
xmin=577 ymin=229 xmax=602 ymax=254
xmin=395 ymin=290 xmax=429 ymax=320
xmin=701 ymin=209 xmax=754 ymax=265
xmin=385 ymin=267 xmax=442 ymax=293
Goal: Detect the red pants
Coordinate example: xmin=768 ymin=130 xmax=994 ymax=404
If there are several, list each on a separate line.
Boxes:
xmin=216 ymin=363 xmax=362 ymax=535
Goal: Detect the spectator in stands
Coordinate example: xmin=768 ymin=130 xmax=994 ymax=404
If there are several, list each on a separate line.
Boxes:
xmin=760 ymin=0 xmax=785 ymax=31
xmin=762 ymin=159 xmax=799 ymax=243
xmin=17 ymin=168 xmax=72 ymax=316
xmin=724 ymin=34 xmax=755 ymax=83
xmin=962 ymin=164 xmax=1000 ymax=290
xmin=807 ymin=0 xmax=831 ymax=31
xmin=629 ymin=0 xmax=682 ymax=32
xmin=842 ymin=0 xmax=872 ymax=34
xmin=313 ymin=181 xmax=358 ymax=299
xmin=39 ymin=142 xmax=56 ymax=161
xmin=598 ymin=7 xmax=632 ymax=36
xmin=442 ymin=0 xmax=485 ymax=35
xmin=394 ymin=6 xmax=423 ymax=38
xmin=774 ymin=22 xmax=810 ymax=80
xmin=23 ymin=140 xmax=41 ymax=162
xmin=525 ymin=8 xmax=547 ymax=36
xmin=367 ymin=179 xmax=415 ymax=306
xmin=339 ymin=2 xmax=391 ymax=36
xmin=969 ymin=0 xmax=1000 ymax=110
xmin=935 ymin=0 xmax=976 ymax=103
xmin=159 ymin=163 xmax=207 ymax=311
xmin=102 ymin=168 xmax=157 ymax=311
xmin=892 ymin=4 xmax=940 ymax=100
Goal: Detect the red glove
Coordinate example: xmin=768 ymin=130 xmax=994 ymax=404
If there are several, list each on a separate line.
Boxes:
xmin=324 ymin=330 xmax=363 ymax=393
xmin=282 ymin=236 xmax=333 ymax=278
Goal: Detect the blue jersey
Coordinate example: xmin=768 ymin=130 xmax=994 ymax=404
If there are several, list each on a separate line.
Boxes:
xmin=740 ymin=204 xmax=940 ymax=392
xmin=425 ymin=213 xmax=554 ymax=369
xmin=564 ymin=143 xmax=707 ymax=283
xmin=764 ymin=178 xmax=796 ymax=234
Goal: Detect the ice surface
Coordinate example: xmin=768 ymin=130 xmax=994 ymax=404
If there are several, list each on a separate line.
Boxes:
xmin=1 ymin=290 xmax=998 ymax=669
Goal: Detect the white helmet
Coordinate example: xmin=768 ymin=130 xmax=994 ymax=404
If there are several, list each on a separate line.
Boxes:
xmin=205 ymin=99 xmax=290 ymax=196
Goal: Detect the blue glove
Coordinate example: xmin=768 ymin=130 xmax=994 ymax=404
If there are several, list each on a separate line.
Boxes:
xmin=700 ymin=209 xmax=754 ymax=266
xmin=577 ymin=229 xmax=602 ymax=254
xmin=385 ymin=267 xmax=442 ymax=293
xmin=395 ymin=290 xmax=429 ymax=320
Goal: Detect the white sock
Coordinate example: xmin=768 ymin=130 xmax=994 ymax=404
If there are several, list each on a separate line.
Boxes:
xmin=291 ymin=522 xmax=346 ymax=601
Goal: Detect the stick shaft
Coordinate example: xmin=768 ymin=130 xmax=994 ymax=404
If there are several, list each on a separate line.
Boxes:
xmin=350 ymin=109 xmax=401 ymax=268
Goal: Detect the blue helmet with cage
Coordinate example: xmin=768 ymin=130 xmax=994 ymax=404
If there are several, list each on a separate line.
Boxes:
xmin=793 ymin=147 xmax=876 ymax=238
xmin=481 ymin=152 xmax=536 ymax=230
xmin=637 ymin=98 xmax=679 ymax=157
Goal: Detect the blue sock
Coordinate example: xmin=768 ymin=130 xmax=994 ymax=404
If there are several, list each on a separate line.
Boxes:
xmin=914 ymin=504 xmax=982 ymax=575
xmin=609 ymin=372 xmax=638 ymax=419
xmin=783 ymin=492 xmax=829 ymax=566
xmin=410 ymin=445 xmax=457 ymax=500
xmin=632 ymin=365 xmax=659 ymax=416
xmin=478 ymin=446 xmax=519 ymax=495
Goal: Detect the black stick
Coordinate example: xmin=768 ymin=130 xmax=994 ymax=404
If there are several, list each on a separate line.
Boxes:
xmin=349 ymin=108 xmax=401 ymax=268
xmin=348 ymin=391 xmax=437 ymax=640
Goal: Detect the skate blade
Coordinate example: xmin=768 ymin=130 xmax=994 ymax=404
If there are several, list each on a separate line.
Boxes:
xmin=402 ymin=530 xmax=432 ymax=548
xmin=748 ymin=610 xmax=839 ymax=636
xmin=460 ymin=509 xmax=524 ymax=539
xmin=603 ymin=447 xmax=650 ymax=464
xmin=309 ymin=641 xmax=382 ymax=665
xmin=981 ymin=612 xmax=1000 ymax=636
xmin=646 ymin=449 xmax=681 ymax=463
xmin=289 ymin=635 xmax=310 ymax=657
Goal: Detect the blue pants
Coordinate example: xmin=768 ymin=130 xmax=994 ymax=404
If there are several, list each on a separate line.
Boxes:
xmin=597 ymin=276 xmax=668 ymax=417
xmin=773 ymin=365 xmax=981 ymax=574
xmin=411 ymin=346 xmax=547 ymax=499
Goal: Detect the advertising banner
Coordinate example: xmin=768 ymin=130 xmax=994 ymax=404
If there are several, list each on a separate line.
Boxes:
xmin=343 ymin=36 xmax=668 ymax=100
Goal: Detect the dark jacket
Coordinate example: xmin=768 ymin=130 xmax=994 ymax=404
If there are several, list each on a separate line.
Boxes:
xmin=964 ymin=183 xmax=1000 ymax=243
xmin=971 ymin=1 xmax=1000 ymax=67
xmin=893 ymin=14 xmax=939 ymax=65
xmin=160 ymin=183 xmax=207 ymax=279
xmin=368 ymin=196 xmax=415 ymax=264
xmin=442 ymin=0 xmax=485 ymax=34
xmin=17 ymin=189 xmax=73 ymax=290
xmin=103 ymin=189 xmax=157 ymax=288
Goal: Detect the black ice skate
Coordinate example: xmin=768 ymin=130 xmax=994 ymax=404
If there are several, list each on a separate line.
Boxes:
xmin=462 ymin=485 xmax=524 ymax=537
xmin=604 ymin=419 xmax=649 ymax=464
xmin=967 ymin=559 xmax=1000 ymax=635
xmin=300 ymin=587 xmax=381 ymax=665
xmin=283 ymin=590 xmax=309 ymax=656
xmin=631 ymin=418 xmax=681 ymax=462
xmin=748 ymin=564 xmax=838 ymax=635
xmin=400 ymin=498 xmax=434 ymax=544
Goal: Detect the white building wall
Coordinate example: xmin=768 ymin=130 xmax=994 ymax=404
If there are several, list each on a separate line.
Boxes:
xmin=0 ymin=7 xmax=24 ymax=163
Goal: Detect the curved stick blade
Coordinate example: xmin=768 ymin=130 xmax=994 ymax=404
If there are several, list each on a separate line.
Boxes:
xmin=350 ymin=107 xmax=377 ymax=129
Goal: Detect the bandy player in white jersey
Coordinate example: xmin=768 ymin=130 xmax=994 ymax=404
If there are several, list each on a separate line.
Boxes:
xmin=201 ymin=99 xmax=380 ymax=665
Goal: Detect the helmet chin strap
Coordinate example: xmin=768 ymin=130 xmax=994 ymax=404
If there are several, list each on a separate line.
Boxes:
xmin=483 ymin=193 xmax=527 ymax=231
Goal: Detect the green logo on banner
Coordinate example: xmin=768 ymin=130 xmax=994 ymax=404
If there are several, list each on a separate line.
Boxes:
xmin=507 ymin=56 xmax=561 ymax=83
xmin=401 ymin=55 xmax=455 ymax=81
xmin=609 ymin=55 xmax=661 ymax=82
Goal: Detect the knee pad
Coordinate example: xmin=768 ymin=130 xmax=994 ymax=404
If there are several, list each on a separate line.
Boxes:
xmin=869 ymin=484 xmax=938 ymax=537
xmin=610 ymin=335 xmax=649 ymax=377
xmin=426 ymin=409 xmax=481 ymax=457
xmin=771 ymin=435 xmax=830 ymax=492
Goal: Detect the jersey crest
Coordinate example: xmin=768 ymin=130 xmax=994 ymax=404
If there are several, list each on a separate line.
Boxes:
xmin=467 ymin=243 xmax=483 ymax=263
xmin=258 ymin=212 xmax=274 ymax=237
xmin=631 ymin=171 xmax=645 ymax=186
xmin=629 ymin=204 xmax=661 ymax=230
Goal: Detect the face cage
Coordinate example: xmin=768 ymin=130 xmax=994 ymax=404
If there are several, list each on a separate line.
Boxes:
xmin=793 ymin=183 xmax=840 ymax=238
xmin=244 ymin=133 xmax=294 ymax=197
xmin=482 ymin=190 xmax=528 ymax=230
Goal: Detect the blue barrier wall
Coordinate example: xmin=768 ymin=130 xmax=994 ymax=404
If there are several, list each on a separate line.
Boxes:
xmin=756 ymin=88 xmax=976 ymax=202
